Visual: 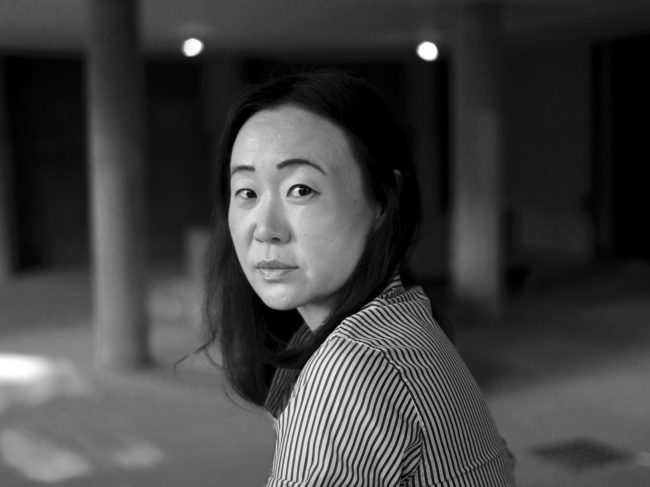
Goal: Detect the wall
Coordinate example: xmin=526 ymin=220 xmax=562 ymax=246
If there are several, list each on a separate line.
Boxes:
xmin=6 ymin=57 xmax=88 ymax=269
xmin=5 ymin=49 xmax=596 ymax=276
xmin=4 ymin=56 xmax=211 ymax=269
xmin=146 ymin=60 xmax=211 ymax=264
xmin=505 ymin=44 xmax=592 ymax=262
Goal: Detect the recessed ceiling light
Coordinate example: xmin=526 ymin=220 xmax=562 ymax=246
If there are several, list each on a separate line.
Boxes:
xmin=182 ymin=38 xmax=204 ymax=57
xmin=416 ymin=41 xmax=439 ymax=62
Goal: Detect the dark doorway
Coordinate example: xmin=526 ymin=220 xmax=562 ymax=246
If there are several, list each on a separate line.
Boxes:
xmin=610 ymin=34 xmax=650 ymax=260
xmin=593 ymin=34 xmax=650 ymax=261
xmin=5 ymin=56 xmax=88 ymax=269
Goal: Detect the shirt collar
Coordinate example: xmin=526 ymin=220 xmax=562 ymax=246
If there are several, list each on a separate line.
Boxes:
xmin=374 ymin=269 xmax=405 ymax=301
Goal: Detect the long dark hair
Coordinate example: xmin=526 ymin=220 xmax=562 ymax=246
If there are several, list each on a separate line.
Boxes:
xmin=200 ymin=69 xmax=422 ymax=406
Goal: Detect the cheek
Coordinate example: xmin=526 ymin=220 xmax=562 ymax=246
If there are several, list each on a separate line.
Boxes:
xmin=228 ymin=210 xmax=248 ymax=256
xmin=297 ymin=203 xmax=373 ymax=259
xmin=227 ymin=212 xmax=238 ymax=243
xmin=294 ymin=211 xmax=326 ymax=240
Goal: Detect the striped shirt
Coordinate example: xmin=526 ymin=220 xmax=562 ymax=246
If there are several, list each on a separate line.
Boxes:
xmin=265 ymin=274 xmax=515 ymax=486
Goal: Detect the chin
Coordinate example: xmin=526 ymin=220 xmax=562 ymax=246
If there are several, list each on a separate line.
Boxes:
xmin=257 ymin=291 xmax=300 ymax=311
xmin=261 ymin=300 xmax=298 ymax=312
xmin=264 ymin=304 xmax=295 ymax=312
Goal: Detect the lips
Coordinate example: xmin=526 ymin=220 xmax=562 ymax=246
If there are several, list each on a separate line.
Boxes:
xmin=255 ymin=260 xmax=298 ymax=281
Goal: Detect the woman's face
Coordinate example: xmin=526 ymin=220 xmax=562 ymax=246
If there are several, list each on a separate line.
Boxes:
xmin=228 ymin=105 xmax=380 ymax=329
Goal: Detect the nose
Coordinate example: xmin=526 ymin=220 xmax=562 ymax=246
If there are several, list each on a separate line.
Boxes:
xmin=253 ymin=198 xmax=290 ymax=244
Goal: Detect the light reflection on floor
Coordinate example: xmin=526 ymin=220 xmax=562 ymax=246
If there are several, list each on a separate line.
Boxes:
xmin=1 ymin=428 xmax=93 ymax=483
xmin=0 ymin=353 xmax=165 ymax=483
xmin=0 ymin=354 xmax=88 ymax=413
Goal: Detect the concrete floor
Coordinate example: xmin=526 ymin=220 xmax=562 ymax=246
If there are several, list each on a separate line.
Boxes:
xmin=0 ymin=260 xmax=649 ymax=486
xmin=456 ymin=260 xmax=650 ymax=486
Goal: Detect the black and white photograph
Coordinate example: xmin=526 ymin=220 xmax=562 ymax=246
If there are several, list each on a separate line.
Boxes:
xmin=0 ymin=1 xmax=649 ymax=485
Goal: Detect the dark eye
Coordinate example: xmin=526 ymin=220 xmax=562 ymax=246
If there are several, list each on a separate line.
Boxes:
xmin=235 ymin=188 xmax=257 ymax=200
xmin=288 ymin=185 xmax=314 ymax=198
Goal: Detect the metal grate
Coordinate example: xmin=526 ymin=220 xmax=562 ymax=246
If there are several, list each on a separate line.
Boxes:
xmin=532 ymin=438 xmax=632 ymax=471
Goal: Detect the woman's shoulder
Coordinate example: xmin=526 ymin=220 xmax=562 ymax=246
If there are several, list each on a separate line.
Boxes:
xmin=295 ymin=274 xmax=456 ymax=401
xmin=300 ymin=281 xmax=459 ymax=400
xmin=332 ymin=279 xmax=446 ymax=353
xmin=290 ymin=328 xmax=417 ymax=421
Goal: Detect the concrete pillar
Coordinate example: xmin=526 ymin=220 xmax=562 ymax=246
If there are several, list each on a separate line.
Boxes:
xmin=86 ymin=0 xmax=150 ymax=368
xmin=407 ymin=60 xmax=444 ymax=279
xmin=450 ymin=2 xmax=504 ymax=317
xmin=0 ymin=58 xmax=16 ymax=280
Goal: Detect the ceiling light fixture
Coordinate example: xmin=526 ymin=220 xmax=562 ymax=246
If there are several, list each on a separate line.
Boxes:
xmin=182 ymin=38 xmax=204 ymax=57
xmin=416 ymin=41 xmax=439 ymax=62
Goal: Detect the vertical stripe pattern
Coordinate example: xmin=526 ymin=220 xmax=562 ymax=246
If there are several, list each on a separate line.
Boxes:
xmin=266 ymin=274 xmax=516 ymax=486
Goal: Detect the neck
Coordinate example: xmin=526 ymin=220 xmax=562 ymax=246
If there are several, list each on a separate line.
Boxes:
xmin=297 ymin=304 xmax=331 ymax=332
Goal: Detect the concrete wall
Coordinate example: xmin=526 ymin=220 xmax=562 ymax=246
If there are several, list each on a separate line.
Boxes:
xmin=505 ymin=43 xmax=592 ymax=261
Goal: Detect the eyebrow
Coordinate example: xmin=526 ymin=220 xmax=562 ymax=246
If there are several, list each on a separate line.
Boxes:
xmin=230 ymin=158 xmax=328 ymax=177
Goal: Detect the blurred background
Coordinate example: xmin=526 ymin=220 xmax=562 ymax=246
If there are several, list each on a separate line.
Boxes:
xmin=0 ymin=0 xmax=649 ymax=485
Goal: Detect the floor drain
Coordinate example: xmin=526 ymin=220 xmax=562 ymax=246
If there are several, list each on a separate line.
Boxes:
xmin=532 ymin=438 xmax=632 ymax=471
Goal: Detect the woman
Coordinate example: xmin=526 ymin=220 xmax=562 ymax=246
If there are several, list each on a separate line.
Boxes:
xmin=201 ymin=69 xmax=515 ymax=486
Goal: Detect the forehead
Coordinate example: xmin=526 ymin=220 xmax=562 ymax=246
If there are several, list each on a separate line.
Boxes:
xmin=230 ymin=105 xmax=357 ymax=173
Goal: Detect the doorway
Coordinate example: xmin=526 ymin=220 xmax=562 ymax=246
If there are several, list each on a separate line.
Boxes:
xmin=593 ymin=34 xmax=650 ymax=261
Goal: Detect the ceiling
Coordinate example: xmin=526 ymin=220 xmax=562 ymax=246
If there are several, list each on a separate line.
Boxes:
xmin=0 ymin=0 xmax=649 ymax=57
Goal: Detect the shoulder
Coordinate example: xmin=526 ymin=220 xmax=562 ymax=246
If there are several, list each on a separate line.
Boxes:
xmin=272 ymin=334 xmax=425 ymax=485
xmin=279 ymin=329 xmax=424 ymax=442
xmin=332 ymin=281 xmax=444 ymax=354
xmin=297 ymin=331 xmax=408 ymax=398
xmin=288 ymin=331 xmax=424 ymax=433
